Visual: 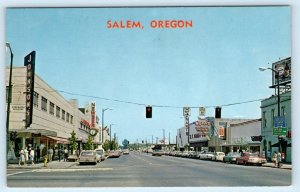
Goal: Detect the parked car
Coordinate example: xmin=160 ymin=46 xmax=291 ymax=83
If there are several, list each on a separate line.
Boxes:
xmin=78 ymin=150 xmax=98 ymax=165
xmin=212 ymin=152 xmax=225 ymax=161
xmin=95 ymin=149 xmax=105 ymax=161
xmin=108 ymin=150 xmax=121 ymax=158
xmin=206 ymin=152 xmax=215 ymax=160
xmin=236 ymin=152 xmax=267 ymax=166
xmin=223 ymin=152 xmax=241 ymax=163
xmin=199 ymin=151 xmax=208 ymax=160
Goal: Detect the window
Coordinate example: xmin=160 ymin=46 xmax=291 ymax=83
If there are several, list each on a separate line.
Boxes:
xmin=41 ymin=97 xmax=47 ymax=111
xmin=62 ymin=110 xmax=65 ymax=120
xmin=6 ymin=86 xmax=9 ymax=103
xmin=33 ymin=91 xmax=39 ymax=108
xmin=49 ymin=102 xmax=55 ymax=115
xmin=262 ymin=111 xmax=267 ymax=129
xmin=56 ymin=106 xmax=60 ymax=118
xmin=70 ymin=115 xmax=73 ymax=124
xmin=66 ymin=113 xmax=70 ymax=123
xmin=271 ymin=109 xmax=275 ymax=127
xmin=281 ymin=106 xmax=286 ymax=116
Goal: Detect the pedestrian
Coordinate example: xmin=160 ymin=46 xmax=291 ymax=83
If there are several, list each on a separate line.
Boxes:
xmin=36 ymin=146 xmax=40 ymax=163
xmin=272 ymin=151 xmax=278 ymax=167
xmin=48 ymin=148 xmax=53 ymax=162
xmin=19 ymin=148 xmax=25 ymax=166
xmin=24 ymin=147 xmax=29 ymax=165
xmin=277 ymin=151 xmax=282 ymax=168
xmin=58 ymin=147 xmax=62 ymax=162
xmin=64 ymin=147 xmax=68 ymax=162
xmin=29 ymin=148 xmax=35 ymax=165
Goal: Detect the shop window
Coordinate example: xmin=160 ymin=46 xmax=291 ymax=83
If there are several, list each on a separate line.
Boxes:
xmin=56 ymin=106 xmax=60 ymax=118
xmin=33 ymin=91 xmax=39 ymax=108
xmin=41 ymin=96 xmax=47 ymax=111
xmin=62 ymin=110 xmax=65 ymax=120
xmin=49 ymin=102 xmax=54 ymax=115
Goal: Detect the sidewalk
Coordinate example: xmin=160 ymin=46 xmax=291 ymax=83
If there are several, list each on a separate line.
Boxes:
xmin=7 ymin=160 xmax=78 ymax=169
xmin=262 ymin=162 xmax=292 ymax=170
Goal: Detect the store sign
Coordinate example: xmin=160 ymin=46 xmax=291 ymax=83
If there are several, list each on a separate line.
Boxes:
xmin=24 ymin=51 xmax=36 ymax=128
xmin=195 ymin=119 xmax=211 ymax=134
xmin=183 ymin=107 xmax=191 ymax=117
xmin=91 ymin=102 xmax=96 ymax=128
xmin=11 ymin=105 xmax=25 ymax=111
xmin=199 ymin=107 xmax=205 ymax=117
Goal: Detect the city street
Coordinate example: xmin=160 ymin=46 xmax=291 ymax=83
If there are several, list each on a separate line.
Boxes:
xmin=7 ymin=152 xmax=291 ymax=187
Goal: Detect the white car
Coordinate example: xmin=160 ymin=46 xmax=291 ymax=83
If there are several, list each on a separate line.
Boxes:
xmin=212 ymin=152 xmax=225 ymax=161
xmin=78 ymin=150 xmax=98 ymax=165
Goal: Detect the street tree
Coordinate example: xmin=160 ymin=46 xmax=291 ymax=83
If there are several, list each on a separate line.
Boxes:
xmin=68 ymin=130 xmax=78 ymax=154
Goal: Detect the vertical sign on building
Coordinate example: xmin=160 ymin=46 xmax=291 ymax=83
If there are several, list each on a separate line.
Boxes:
xmin=91 ymin=102 xmax=96 ymax=128
xmin=183 ymin=107 xmax=190 ymax=135
xmin=24 ymin=51 xmax=36 ymax=128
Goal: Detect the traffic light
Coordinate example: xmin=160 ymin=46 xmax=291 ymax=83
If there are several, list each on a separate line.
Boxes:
xmin=215 ymin=107 xmax=221 ymax=118
xmin=146 ymin=106 xmax=152 ymax=118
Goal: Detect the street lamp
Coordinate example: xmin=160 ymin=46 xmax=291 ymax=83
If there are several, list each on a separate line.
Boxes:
xmin=259 ymin=67 xmax=281 ymax=152
xmin=109 ymin=124 xmax=115 ymax=150
xmin=101 ymin=108 xmax=112 ymax=145
xmin=6 ymin=42 xmax=14 ymax=162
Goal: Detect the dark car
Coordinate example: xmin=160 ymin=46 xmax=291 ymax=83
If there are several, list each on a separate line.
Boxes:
xmin=223 ymin=152 xmax=241 ymax=163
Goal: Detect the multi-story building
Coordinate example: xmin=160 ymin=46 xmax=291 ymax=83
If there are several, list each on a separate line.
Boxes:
xmin=6 ymin=67 xmax=101 ymax=160
xmin=260 ymin=57 xmax=291 ymax=163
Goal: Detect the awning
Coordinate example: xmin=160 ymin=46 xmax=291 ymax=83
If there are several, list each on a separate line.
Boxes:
xmin=46 ymin=136 xmax=69 ymax=144
xmin=10 ymin=128 xmax=57 ymax=137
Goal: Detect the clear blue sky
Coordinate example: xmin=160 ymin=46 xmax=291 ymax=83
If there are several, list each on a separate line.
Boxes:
xmin=5 ymin=7 xmax=291 ymax=144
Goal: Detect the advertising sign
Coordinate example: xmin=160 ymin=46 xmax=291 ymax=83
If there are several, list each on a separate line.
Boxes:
xmin=24 ymin=51 xmax=36 ymax=128
xmin=199 ymin=107 xmax=205 ymax=117
xmin=272 ymin=57 xmax=291 ymax=87
xmin=189 ymin=119 xmax=211 ymax=143
xmin=183 ymin=107 xmax=190 ymax=117
xmin=91 ymin=102 xmax=96 ymax=128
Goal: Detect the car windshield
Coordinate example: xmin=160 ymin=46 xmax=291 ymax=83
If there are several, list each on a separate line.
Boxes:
xmin=96 ymin=151 xmax=103 ymax=155
xmin=81 ymin=151 xmax=94 ymax=156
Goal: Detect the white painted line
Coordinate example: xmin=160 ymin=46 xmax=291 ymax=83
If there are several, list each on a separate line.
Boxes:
xmin=7 ymin=171 xmax=33 ymax=176
xmin=33 ymin=168 xmax=113 ymax=172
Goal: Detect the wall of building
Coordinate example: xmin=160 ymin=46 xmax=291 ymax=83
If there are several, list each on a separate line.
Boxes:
xmin=261 ymin=91 xmax=291 ymax=163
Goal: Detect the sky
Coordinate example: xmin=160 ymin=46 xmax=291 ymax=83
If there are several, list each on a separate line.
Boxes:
xmin=4 ymin=6 xmax=291 ymax=144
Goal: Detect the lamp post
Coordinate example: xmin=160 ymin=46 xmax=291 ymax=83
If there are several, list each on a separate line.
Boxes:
xmin=259 ymin=67 xmax=281 ymax=152
xmin=6 ymin=42 xmax=13 ymax=161
xmin=109 ymin=124 xmax=115 ymax=150
xmin=101 ymin=108 xmax=112 ymax=146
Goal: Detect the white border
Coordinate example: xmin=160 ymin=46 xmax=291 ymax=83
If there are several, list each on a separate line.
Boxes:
xmin=1 ymin=1 xmax=299 ymax=192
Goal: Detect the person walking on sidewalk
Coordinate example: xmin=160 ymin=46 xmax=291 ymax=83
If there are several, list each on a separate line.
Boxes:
xmin=19 ymin=148 xmax=25 ymax=166
xmin=63 ymin=148 xmax=68 ymax=162
xmin=48 ymin=148 xmax=53 ymax=162
xmin=272 ymin=151 xmax=278 ymax=168
xmin=29 ymin=148 xmax=35 ymax=165
xmin=24 ymin=147 xmax=29 ymax=165
xmin=277 ymin=151 xmax=282 ymax=168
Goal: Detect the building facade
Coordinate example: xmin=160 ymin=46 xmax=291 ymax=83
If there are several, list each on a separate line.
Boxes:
xmin=6 ymin=67 xmax=101 ymax=160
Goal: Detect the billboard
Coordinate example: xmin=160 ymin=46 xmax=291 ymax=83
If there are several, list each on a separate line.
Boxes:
xmin=272 ymin=57 xmax=291 ymax=87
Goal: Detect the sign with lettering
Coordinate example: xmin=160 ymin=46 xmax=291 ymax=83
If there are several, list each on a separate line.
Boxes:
xmin=273 ymin=116 xmax=287 ymax=135
xmin=183 ymin=107 xmax=190 ymax=117
xmin=24 ymin=51 xmax=36 ymax=128
xmin=272 ymin=57 xmax=291 ymax=87
xmin=91 ymin=102 xmax=96 ymax=128
xmin=199 ymin=107 xmax=205 ymax=117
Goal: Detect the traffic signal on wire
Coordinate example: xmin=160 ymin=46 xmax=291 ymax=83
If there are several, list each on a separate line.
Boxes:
xmin=146 ymin=106 xmax=152 ymax=118
xmin=215 ymin=107 xmax=221 ymax=118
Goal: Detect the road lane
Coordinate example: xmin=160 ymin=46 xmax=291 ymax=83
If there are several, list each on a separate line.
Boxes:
xmin=7 ymin=152 xmax=291 ymax=187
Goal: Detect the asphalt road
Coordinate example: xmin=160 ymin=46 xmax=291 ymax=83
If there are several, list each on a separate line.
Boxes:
xmin=7 ymin=151 xmax=291 ymax=187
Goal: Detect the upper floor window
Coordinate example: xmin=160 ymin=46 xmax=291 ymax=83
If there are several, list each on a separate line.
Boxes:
xmin=41 ymin=96 xmax=47 ymax=111
xmin=262 ymin=111 xmax=267 ymax=129
xmin=33 ymin=91 xmax=39 ymax=108
xmin=66 ymin=113 xmax=70 ymax=123
xmin=49 ymin=102 xmax=55 ymax=115
xmin=271 ymin=109 xmax=275 ymax=127
xmin=62 ymin=110 xmax=65 ymax=120
xmin=56 ymin=106 xmax=60 ymax=118
xmin=281 ymin=106 xmax=286 ymax=116
xmin=70 ymin=115 xmax=73 ymax=124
